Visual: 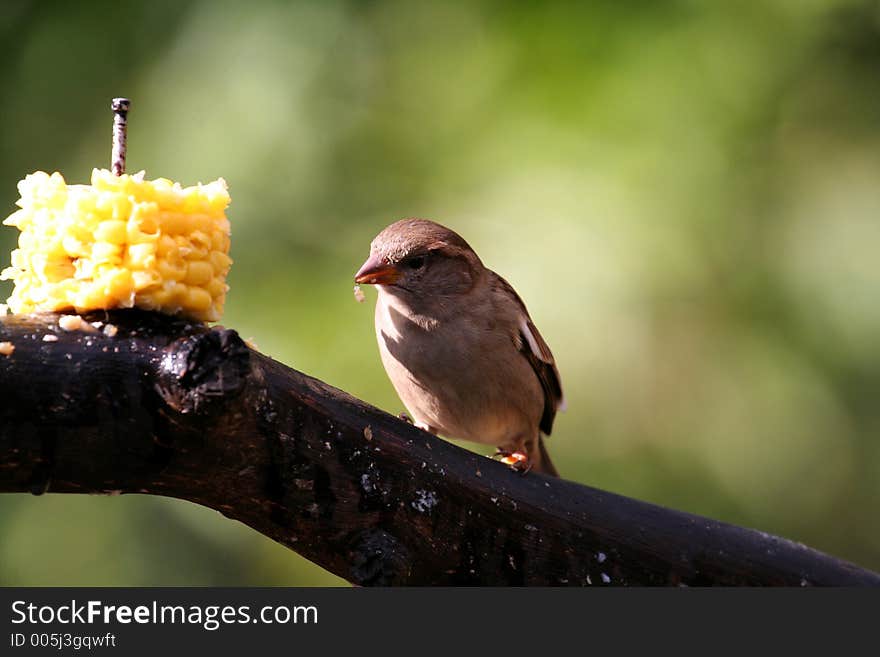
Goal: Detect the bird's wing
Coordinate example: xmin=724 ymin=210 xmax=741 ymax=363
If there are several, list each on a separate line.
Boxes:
xmin=493 ymin=273 xmax=565 ymax=435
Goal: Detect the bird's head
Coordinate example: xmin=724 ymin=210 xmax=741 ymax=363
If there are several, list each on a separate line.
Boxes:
xmin=355 ymin=219 xmax=483 ymax=298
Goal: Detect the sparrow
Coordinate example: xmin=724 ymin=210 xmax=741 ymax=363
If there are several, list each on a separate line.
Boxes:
xmin=355 ymin=218 xmax=564 ymax=476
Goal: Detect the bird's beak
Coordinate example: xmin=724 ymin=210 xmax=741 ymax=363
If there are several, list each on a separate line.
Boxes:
xmin=355 ymin=254 xmax=400 ymax=285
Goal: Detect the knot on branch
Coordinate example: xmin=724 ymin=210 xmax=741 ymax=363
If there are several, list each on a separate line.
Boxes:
xmin=156 ymin=328 xmax=250 ymax=414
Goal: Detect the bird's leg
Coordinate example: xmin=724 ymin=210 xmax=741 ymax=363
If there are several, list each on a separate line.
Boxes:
xmin=415 ymin=421 xmax=439 ymax=435
xmin=398 ymin=412 xmax=438 ymax=436
xmin=493 ymin=448 xmax=531 ymax=475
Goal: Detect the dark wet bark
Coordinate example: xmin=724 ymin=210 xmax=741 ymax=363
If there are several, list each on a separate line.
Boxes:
xmin=0 ymin=310 xmax=877 ymax=586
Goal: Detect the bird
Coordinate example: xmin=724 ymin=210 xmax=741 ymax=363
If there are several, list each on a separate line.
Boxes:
xmin=354 ymin=218 xmax=564 ymax=476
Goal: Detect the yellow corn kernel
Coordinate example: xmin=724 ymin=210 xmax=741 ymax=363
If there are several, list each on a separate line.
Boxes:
xmin=206 ymin=277 xmax=226 ymax=299
xmin=209 ymin=250 xmax=232 ymax=272
xmin=110 ymin=196 xmax=132 ymax=222
xmin=127 ymin=243 xmax=157 ymax=269
xmin=161 ymin=212 xmax=192 ymax=236
xmin=43 ymin=259 xmax=75 ymax=282
xmin=184 ymin=261 xmax=213 ymax=286
xmin=135 ymin=211 xmax=159 ymax=236
xmin=132 ymin=270 xmax=160 ymax=291
xmin=157 ymin=259 xmax=186 ymax=281
xmin=168 ymin=283 xmax=189 ymax=308
xmin=92 ymin=242 xmax=121 ymax=263
xmin=73 ymin=287 xmax=109 ymax=311
xmin=62 ymin=235 xmax=88 ymax=257
xmin=141 ymin=287 xmax=171 ymax=309
xmin=156 ymin=234 xmax=177 ymax=256
xmin=184 ymin=286 xmax=212 ymax=312
xmin=94 ymin=220 xmax=127 ymax=244
xmin=99 ymin=268 xmax=134 ymax=303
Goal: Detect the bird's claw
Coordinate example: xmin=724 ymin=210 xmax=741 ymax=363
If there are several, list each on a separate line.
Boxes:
xmin=399 ymin=412 xmax=413 ymax=424
xmin=493 ymin=449 xmax=532 ymax=475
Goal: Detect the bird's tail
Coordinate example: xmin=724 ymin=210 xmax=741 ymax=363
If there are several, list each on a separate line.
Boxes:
xmin=534 ymin=437 xmax=559 ymax=477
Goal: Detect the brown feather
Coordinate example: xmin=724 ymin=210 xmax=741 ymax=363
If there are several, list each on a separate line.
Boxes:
xmin=492 ymin=273 xmax=564 ymax=435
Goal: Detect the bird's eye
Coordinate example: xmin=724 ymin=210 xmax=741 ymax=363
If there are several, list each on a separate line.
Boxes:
xmin=405 ymin=256 xmax=426 ymax=270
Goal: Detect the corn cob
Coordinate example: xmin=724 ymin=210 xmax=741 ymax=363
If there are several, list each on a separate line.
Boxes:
xmin=1 ymin=168 xmax=232 ymax=322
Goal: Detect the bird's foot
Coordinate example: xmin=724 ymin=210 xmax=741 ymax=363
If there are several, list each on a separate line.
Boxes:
xmin=493 ymin=449 xmax=532 ymax=475
xmin=402 ymin=414 xmax=438 ymax=435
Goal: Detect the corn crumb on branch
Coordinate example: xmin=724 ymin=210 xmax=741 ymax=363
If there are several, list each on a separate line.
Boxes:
xmin=1 ymin=169 xmax=232 ymax=322
xmin=0 ymin=310 xmax=877 ymax=586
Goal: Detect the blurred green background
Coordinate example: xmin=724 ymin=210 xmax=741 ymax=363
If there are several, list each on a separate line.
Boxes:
xmin=1 ymin=0 xmax=878 ymax=585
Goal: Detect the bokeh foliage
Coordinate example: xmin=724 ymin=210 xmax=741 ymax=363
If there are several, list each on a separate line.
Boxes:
xmin=0 ymin=0 xmax=878 ymax=585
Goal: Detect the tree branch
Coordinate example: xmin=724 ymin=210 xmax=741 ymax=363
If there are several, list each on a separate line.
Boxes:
xmin=0 ymin=311 xmax=877 ymax=586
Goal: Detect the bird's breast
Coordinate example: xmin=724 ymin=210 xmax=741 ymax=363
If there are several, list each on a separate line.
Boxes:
xmin=373 ymin=292 xmax=541 ymax=445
